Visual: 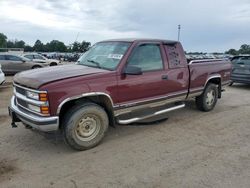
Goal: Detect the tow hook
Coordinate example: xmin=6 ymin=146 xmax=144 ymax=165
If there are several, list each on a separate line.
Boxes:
xmin=11 ymin=121 xmax=18 ymax=128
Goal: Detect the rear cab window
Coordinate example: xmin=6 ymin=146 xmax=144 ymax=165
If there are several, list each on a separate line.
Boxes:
xmin=164 ymin=43 xmax=187 ymax=68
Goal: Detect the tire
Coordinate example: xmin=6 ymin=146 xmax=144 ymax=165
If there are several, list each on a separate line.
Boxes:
xmin=32 ymin=65 xmax=41 ymax=69
xmin=229 ymin=81 xmax=233 ymax=86
xmin=62 ymin=102 xmax=109 ymax=150
xmin=196 ymin=83 xmax=218 ymax=112
xmin=50 ymin=62 xmax=57 ymax=66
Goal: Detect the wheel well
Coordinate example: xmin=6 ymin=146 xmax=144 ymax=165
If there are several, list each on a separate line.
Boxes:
xmin=58 ymin=95 xmax=115 ymax=129
xmin=206 ymin=77 xmax=222 ymax=98
xmin=32 ymin=65 xmax=42 ymax=69
xmin=50 ymin=62 xmax=57 ymax=66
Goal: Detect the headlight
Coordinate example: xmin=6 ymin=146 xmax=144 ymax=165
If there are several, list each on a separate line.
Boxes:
xmin=27 ymin=104 xmax=41 ymax=113
xmin=26 ymin=91 xmax=39 ymax=100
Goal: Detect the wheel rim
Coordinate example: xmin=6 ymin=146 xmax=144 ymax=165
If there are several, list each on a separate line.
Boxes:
xmin=75 ymin=114 xmax=101 ymax=142
xmin=206 ymin=90 xmax=215 ymax=106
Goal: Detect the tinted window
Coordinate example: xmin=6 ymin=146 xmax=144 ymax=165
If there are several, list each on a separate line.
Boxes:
xmin=6 ymin=55 xmax=22 ymax=61
xmin=0 ymin=55 xmax=5 ymax=60
xmin=24 ymin=55 xmax=34 ymax=60
xmin=127 ymin=44 xmax=163 ymax=72
xmin=232 ymin=56 xmax=250 ymax=65
xmin=164 ymin=43 xmax=183 ymax=68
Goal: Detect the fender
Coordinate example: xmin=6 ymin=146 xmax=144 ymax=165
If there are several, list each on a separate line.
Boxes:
xmin=56 ymin=92 xmax=114 ymax=115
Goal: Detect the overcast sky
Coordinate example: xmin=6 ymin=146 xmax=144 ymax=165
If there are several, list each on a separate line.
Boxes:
xmin=0 ymin=0 xmax=249 ymax=52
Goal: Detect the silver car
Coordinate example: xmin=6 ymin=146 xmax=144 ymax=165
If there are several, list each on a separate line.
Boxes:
xmin=22 ymin=53 xmax=60 ymax=66
xmin=0 ymin=54 xmax=49 ymax=74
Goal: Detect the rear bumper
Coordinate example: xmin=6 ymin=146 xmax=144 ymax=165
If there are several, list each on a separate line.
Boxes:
xmin=9 ymin=96 xmax=59 ymax=132
xmin=231 ymin=74 xmax=250 ymax=84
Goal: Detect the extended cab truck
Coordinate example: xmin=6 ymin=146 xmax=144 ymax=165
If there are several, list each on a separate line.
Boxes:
xmin=9 ymin=39 xmax=232 ymax=150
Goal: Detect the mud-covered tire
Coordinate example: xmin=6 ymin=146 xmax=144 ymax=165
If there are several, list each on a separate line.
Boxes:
xmin=196 ymin=83 xmax=218 ymax=112
xmin=62 ymin=102 xmax=109 ymax=150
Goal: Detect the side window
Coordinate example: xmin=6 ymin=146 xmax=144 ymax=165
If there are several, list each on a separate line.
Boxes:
xmin=24 ymin=55 xmax=34 ymax=60
xmin=127 ymin=44 xmax=163 ymax=72
xmin=34 ymin=55 xmax=44 ymax=60
xmin=0 ymin=55 xmax=5 ymax=60
xmin=6 ymin=55 xmax=22 ymax=61
xmin=164 ymin=43 xmax=186 ymax=68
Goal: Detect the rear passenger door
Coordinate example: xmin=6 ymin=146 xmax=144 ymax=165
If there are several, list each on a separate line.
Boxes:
xmin=0 ymin=55 xmax=10 ymax=73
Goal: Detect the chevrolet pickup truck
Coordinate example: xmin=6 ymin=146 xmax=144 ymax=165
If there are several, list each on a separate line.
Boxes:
xmin=9 ymin=39 xmax=232 ymax=150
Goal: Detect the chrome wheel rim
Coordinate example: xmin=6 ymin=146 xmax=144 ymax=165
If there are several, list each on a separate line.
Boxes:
xmin=75 ymin=114 xmax=101 ymax=142
xmin=206 ymin=90 xmax=215 ymax=106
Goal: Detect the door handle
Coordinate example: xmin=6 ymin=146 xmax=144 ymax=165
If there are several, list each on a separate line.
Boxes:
xmin=162 ymin=75 xmax=168 ymax=80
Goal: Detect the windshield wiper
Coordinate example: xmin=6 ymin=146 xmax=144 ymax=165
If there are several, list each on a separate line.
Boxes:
xmin=87 ymin=59 xmax=101 ymax=68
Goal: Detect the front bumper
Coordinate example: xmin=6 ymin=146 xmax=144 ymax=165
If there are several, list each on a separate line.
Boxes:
xmin=9 ymin=96 xmax=59 ymax=132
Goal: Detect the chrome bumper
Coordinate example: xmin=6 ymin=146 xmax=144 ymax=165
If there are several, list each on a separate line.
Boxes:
xmin=9 ymin=96 xmax=59 ymax=132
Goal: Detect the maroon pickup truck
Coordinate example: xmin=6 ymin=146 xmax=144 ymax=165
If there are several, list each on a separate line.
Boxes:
xmin=9 ymin=39 xmax=232 ymax=150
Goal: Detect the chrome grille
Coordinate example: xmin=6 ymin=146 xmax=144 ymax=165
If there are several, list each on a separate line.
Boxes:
xmin=13 ymin=83 xmax=49 ymax=116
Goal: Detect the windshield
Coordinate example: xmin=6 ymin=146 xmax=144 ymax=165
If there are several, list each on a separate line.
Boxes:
xmin=77 ymin=42 xmax=131 ymax=70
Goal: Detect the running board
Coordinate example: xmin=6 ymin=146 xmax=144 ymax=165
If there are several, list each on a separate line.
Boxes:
xmin=117 ymin=104 xmax=185 ymax=124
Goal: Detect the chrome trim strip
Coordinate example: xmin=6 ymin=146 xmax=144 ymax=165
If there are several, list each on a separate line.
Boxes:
xmin=114 ymin=95 xmax=186 ymax=117
xmin=10 ymin=97 xmax=59 ymax=132
xmin=189 ymin=59 xmax=225 ymax=65
xmin=13 ymin=83 xmax=47 ymax=94
xmin=14 ymin=91 xmax=48 ymax=106
xmin=117 ymin=90 xmax=187 ymax=109
xmin=16 ymin=98 xmax=49 ymax=117
xmin=57 ymin=92 xmax=114 ymax=115
xmin=204 ymin=75 xmax=221 ymax=87
xmin=118 ymin=104 xmax=185 ymax=124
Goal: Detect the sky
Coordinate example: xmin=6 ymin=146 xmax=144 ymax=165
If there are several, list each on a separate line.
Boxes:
xmin=0 ymin=0 xmax=250 ymax=52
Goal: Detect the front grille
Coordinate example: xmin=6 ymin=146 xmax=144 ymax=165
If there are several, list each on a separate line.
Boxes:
xmin=13 ymin=83 xmax=48 ymax=116
xmin=15 ymin=86 xmax=26 ymax=95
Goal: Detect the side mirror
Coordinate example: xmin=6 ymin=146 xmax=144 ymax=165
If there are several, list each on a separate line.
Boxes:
xmin=124 ymin=65 xmax=142 ymax=75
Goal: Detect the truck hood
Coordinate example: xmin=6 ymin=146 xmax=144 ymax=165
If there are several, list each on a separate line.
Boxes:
xmin=14 ymin=64 xmax=109 ymax=89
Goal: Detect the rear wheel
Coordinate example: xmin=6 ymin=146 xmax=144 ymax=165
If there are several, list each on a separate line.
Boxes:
xmin=62 ymin=102 xmax=109 ymax=150
xmin=196 ymin=83 xmax=218 ymax=112
xmin=50 ymin=62 xmax=57 ymax=66
xmin=32 ymin=65 xmax=41 ymax=69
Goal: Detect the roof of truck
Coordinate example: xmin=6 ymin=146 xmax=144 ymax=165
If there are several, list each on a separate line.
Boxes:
xmin=100 ymin=38 xmax=178 ymax=44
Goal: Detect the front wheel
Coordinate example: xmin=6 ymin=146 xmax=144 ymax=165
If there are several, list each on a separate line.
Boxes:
xmin=196 ymin=83 xmax=218 ymax=112
xmin=63 ymin=102 xmax=109 ymax=150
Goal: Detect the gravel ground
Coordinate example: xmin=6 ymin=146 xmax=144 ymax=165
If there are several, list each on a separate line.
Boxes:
xmin=0 ymin=76 xmax=250 ymax=188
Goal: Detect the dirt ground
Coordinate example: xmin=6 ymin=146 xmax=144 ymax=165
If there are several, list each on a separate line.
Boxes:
xmin=0 ymin=76 xmax=250 ymax=188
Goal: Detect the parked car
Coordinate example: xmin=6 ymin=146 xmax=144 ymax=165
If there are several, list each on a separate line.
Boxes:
xmin=0 ymin=53 xmax=49 ymax=74
xmin=21 ymin=53 xmax=60 ymax=66
xmin=9 ymin=39 xmax=232 ymax=150
xmin=0 ymin=64 xmax=5 ymax=85
xmin=230 ymin=55 xmax=250 ymax=85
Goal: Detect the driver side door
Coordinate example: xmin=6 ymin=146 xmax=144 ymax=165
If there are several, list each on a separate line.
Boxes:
xmin=117 ymin=43 xmax=169 ymax=106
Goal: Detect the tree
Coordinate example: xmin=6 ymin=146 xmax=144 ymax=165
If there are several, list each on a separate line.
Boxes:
xmin=45 ymin=40 xmax=67 ymax=52
xmin=239 ymin=44 xmax=250 ymax=54
xmin=33 ymin=40 xmax=44 ymax=52
xmin=225 ymin=49 xmax=238 ymax=55
xmin=0 ymin=33 xmax=7 ymax=48
xmin=80 ymin=41 xmax=91 ymax=52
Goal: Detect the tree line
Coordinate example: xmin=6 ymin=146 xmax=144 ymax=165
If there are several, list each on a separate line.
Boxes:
xmin=225 ymin=45 xmax=250 ymax=55
xmin=0 ymin=33 xmax=91 ymax=53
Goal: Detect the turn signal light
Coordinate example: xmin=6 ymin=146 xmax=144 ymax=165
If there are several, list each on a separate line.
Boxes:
xmin=39 ymin=93 xmax=48 ymax=101
xmin=40 ymin=106 xmax=50 ymax=115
